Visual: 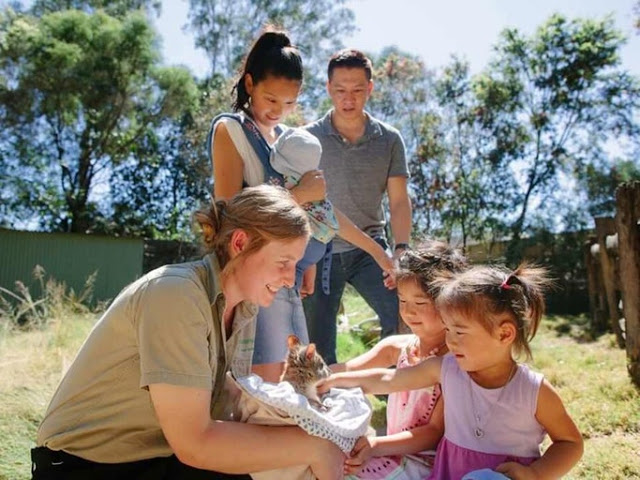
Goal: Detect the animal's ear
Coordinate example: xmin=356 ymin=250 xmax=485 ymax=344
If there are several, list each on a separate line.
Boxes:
xmin=287 ymin=335 xmax=300 ymax=348
xmin=305 ymin=343 xmax=317 ymax=360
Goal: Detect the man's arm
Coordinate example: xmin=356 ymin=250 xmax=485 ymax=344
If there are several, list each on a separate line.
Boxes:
xmin=387 ymin=176 xmax=412 ymax=250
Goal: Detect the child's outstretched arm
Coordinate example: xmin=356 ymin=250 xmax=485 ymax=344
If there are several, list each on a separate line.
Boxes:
xmin=318 ymin=356 xmax=442 ymax=395
xmin=496 ymin=379 xmax=583 ymax=480
xmin=366 ymin=396 xmax=444 ymax=456
xmin=330 ymin=335 xmax=408 ymax=373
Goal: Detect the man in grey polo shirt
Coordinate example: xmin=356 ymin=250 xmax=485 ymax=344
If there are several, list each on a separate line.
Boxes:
xmin=303 ymin=48 xmax=412 ymax=365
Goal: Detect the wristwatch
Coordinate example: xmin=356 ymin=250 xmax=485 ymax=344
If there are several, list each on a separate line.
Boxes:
xmin=394 ymin=243 xmax=409 ymax=251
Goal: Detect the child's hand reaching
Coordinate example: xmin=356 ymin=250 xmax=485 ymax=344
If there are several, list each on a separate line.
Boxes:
xmin=344 ymin=435 xmax=376 ymax=475
xmin=316 ymin=375 xmax=334 ymax=395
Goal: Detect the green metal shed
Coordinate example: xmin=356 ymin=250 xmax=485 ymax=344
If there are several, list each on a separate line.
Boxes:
xmin=0 ymin=229 xmax=144 ymax=306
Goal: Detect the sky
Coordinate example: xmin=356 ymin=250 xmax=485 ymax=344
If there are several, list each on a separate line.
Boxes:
xmin=154 ymin=0 xmax=640 ymax=79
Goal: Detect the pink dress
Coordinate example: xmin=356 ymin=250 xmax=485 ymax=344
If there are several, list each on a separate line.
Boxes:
xmin=428 ymin=354 xmax=545 ymax=480
xmin=352 ymin=336 xmax=442 ymax=480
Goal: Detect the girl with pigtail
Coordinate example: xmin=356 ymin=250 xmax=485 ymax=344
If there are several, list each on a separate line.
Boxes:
xmin=209 ymin=26 xmax=393 ymax=383
xmin=320 ymin=264 xmax=584 ymax=480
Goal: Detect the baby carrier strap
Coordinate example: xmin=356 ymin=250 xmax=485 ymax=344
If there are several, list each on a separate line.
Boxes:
xmin=207 ymin=113 xmax=284 ymax=186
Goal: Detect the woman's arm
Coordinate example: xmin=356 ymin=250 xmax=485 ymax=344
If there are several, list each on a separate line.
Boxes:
xmin=211 ymin=123 xmax=245 ymax=200
xmin=331 ymin=335 xmax=409 ymax=373
xmin=319 ymin=356 xmax=442 ymax=395
xmin=334 ymin=208 xmax=394 ymax=278
xmin=496 ymin=379 xmax=583 ymax=480
xmin=149 ymin=383 xmax=344 ymax=478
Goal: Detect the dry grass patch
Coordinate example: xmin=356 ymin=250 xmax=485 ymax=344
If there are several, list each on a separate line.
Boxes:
xmin=0 ymin=313 xmax=96 ymax=480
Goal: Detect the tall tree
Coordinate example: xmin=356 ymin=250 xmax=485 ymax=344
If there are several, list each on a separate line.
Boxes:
xmin=0 ymin=8 xmax=198 ymax=233
xmin=29 ymin=0 xmax=161 ymax=18
xmin=428 ymin=57 xmax=514 ymax=248
xmin=366 ymin=47 xmax=441 ymax=233
xmin=186 ymin=0 xmax=355 ymax=111
xmin=105 ymin=76 xmax=229 ymax=239
xmin=472 ymin=14 xmax=640 ymax=261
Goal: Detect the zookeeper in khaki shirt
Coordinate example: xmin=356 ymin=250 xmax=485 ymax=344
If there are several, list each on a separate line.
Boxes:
xmin=32 ymin=185 xmax=346 ymax=480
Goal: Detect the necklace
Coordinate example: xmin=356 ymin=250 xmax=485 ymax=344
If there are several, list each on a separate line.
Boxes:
xmin=408 ymin=337 xmax=446 ymax=365
xmin=467 ymin=362 xmax=517 ymax=439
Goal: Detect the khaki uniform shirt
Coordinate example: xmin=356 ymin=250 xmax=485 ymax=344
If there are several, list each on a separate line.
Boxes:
xmin=37 ymin=254 xmax=257 ymax=463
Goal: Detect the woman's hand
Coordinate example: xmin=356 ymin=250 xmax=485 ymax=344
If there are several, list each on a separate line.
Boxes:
xmin=291 ymin=169 xmax=326 ymax=204
xmin=344 ymin=436 xmax=376 ymax=475
xmin=310 ymin=437 xmax=345 ymax=480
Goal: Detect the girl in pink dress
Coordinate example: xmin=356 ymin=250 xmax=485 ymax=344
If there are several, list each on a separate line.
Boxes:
xmin=331 ymin=241 xmax=468 ymax=479
xmin=322 ymin=264 xmax=584 ymax=480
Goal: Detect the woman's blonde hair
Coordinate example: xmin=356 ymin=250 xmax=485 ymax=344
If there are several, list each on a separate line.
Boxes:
xmin=194 ymin=185 xmax=310 ymax=276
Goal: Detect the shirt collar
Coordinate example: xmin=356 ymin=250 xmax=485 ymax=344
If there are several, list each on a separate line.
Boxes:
xmin=320 ymin=109 xmax=383 ymax=142
xmin=203 ymin=253 xmax=258 ymax=332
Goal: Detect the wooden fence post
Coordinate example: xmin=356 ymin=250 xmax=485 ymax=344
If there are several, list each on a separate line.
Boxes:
xmin=594 ymin=217 xmax=624 ymax=347
xmin=584 ymin=237 xmax=608 ymax=334
xmin=615 ymin=181 xmax=640 ymax=387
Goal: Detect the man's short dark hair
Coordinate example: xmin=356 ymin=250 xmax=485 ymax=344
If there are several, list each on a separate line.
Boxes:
xmin=327 ymin=49 xmax=373 ymax=81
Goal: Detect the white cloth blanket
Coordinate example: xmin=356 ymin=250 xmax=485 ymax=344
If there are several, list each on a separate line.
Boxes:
xmin=226 ymin=373 xmax=372 ymax=480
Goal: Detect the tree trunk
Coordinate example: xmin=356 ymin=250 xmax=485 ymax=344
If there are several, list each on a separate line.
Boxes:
xmin=615 ymin=181 xmax=640 ymax=387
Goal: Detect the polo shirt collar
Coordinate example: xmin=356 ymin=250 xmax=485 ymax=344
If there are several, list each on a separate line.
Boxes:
xmin=320 ymin=109 xmax=384 ymax=142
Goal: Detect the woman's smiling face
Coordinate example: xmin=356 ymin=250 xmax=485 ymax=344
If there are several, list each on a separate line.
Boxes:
xmin=235 ymin=235 xmax=308 ymax=307
xmin=245 ymin=73 xmax=301 ymax=130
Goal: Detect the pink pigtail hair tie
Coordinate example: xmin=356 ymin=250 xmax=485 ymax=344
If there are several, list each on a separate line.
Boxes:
xmin=500 ymin=276 xmax=513 ymax=290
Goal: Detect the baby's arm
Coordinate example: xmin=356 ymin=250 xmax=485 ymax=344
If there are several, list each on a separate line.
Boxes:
xmin=300 ymin=264 xmax=316 ymax=299
xmin=331 ymin=335 xmax=409 ymax=373
xmin=319 ymin=356 xmax=442 ymax=395
xmin=496 ymin=379 xmax=583 ymax=480
xmin=333 ymin=208 xmax=394 ymax=282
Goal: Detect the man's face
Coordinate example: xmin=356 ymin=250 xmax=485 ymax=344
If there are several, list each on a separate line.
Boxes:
xmin=327 ymin=67 xmax=373 ymax=120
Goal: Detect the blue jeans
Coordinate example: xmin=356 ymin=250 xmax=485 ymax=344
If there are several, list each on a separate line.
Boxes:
xmin=462 ymin=470 xmax=510 ymax=480
xmin=252 ymin=287 xmax=309 ymax=364
xmin=303 ymin=237 xmax=399 ymax=365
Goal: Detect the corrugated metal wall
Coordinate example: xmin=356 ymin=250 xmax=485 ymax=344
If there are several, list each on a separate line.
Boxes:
xmin=0 ymin=229 xmax=143 ymax=305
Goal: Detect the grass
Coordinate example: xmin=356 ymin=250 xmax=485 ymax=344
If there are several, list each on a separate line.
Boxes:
xmin=1 ymin=289 xmax=639 ymax=479
xmin=0 ymin=312 xmax=97 ymax=480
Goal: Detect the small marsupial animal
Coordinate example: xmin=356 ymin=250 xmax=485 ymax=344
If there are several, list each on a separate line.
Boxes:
xmin=280 ymin=335 xmax=331 ymax=410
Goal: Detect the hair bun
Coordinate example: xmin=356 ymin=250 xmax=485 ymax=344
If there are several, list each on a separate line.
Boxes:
xmin=260 ymin=30 xmax=292 ymax=49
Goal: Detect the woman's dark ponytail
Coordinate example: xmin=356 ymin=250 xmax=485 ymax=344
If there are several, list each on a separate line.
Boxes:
xmin=232 ymin=27 xmax=303 ymax=113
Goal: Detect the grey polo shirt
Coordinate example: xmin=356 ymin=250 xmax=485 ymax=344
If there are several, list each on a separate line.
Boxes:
xmin=305 ymin=110 xmax=409 ymax=253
